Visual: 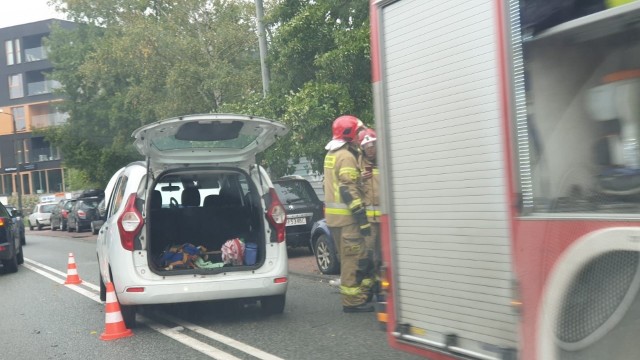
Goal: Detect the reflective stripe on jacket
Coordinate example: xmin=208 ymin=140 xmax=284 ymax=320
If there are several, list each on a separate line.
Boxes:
xmin=323 ymin=143 xmax=363 ymax=227
xmin=360 ymin=156 xmax=380 ymax=222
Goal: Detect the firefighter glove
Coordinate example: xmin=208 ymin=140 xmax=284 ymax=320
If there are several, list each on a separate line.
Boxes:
xmin=359 ymin=222 xmax=372 ymax=237
xmin=352 ymin=206 xmax=371 ymax=236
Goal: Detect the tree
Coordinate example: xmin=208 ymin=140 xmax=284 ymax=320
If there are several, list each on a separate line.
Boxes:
xmin=45 ymin=0 xmax=263 ymax=186
xmin=246 ymin=0 xmax=373 ymax=175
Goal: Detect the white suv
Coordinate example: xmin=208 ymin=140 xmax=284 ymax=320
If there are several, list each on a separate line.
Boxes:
xmin=97 ymin=114 xmax=289 ymax=327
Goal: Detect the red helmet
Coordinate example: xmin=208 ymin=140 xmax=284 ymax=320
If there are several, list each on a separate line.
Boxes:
xmin=358 ymin=128 xmax=377 ymax=148
xmin=332 ymin=115 xmax=361 ymax=142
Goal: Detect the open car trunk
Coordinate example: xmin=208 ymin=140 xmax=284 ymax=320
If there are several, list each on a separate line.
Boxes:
xmin=145 ymin=168 xmax=268 ymax=275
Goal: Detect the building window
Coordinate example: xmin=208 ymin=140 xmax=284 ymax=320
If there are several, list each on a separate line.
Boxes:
xmin=13 ymin=107 xmax=25 ymax=132
xmin=8 ymin=74 xmax=24 ymax=99
xmin=5 ymin=40 xmax=14 ymax=65
xmin=47 ymin=169 xmax=64 ymax=193
xmin=4 ymin=39 xmax=21 ymax=65
xmin=14 ymin=39 xmax=21 ymax=64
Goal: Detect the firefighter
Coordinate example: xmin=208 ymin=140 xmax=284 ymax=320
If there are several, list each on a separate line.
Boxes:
xmin=358 ymin=128 xmax=381 ymax=280
xmin=324 ymin=115 xmax=375 ymax=313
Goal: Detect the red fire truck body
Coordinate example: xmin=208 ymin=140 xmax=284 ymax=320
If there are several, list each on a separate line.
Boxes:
xmin=371 ymin=1 xmax=640 ymax=359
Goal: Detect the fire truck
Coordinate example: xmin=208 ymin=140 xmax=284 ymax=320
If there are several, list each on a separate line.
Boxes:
xmin=370 ymin=1 xmax=640 ymax=359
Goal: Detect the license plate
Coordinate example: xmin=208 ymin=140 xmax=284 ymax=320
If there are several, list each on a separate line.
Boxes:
xmin=286 ymin=217 xmax=307 ymax=226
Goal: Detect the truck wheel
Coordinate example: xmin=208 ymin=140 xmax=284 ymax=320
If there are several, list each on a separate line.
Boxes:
xmin=315 ymin=234 xmax=340 ymax=275
xmin=261 ymin=294 xmax=286 ymax=315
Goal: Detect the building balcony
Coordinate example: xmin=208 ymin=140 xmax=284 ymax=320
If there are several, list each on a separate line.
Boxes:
xmin=24 ymin=46 xmax=47 ymax=62
xmin=27 ymin=80 xmax=61 ymax=96
xmin=31 ymin=112 xmax=69 ymax=129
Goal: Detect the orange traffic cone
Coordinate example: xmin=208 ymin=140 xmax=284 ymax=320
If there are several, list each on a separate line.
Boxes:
xmin=100 ymin=282 xmax=133 ymax=341
xmin=64 ymin=252 xmax=82 ymax=285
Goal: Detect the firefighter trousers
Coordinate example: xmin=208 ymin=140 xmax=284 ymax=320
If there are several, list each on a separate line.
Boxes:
xmin=364 ymin=222 xmax=381 ymax=277
xmin=338 ymin=223 xmax=375 ymax=307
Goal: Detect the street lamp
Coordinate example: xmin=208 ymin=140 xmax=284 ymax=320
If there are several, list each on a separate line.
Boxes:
xmin=0 ymin=108 xmax=23 ymax=214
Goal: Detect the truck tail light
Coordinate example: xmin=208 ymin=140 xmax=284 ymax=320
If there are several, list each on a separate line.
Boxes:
xmin=117 ymin=193 xmax=143 ymax=251
xmin=266 ymin=188 xmax=286 ymax=243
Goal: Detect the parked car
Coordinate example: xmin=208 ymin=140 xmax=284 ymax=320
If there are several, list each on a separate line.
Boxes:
xmin=97 ymin=114 xmax=290 ymax=328
xmin=67 ymin=196 xmax=104 ymax=233
xmin=27 ymin=202 xmax=57 ymax=230
xmin=273 ymin=176 xmax=324 ymax=249
xmin=90 ymin=198 xmax=106 ymax=235
xmin=50 ymin=199 xmax=75 ymax=231
xmin=0 ymin=202 xmax=24 ymax=273
xmin=309 ymin=219 xmax=340 ymax=275
xmin=4 ymin=206 xmax=26 ymax=246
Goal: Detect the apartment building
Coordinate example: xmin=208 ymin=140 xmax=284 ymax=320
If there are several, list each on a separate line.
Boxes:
xmin=0 ymin=19 xmax=75 ymax=199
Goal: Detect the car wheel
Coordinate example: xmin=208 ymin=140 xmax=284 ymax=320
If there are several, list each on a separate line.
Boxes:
xmin=1 ymin=245 xmax=19 ymax=273
xmin=99 ymin=272 xmax=107 ymax=302
xmin=17 ymin=243 xmax=24 ymax=265
xmin=120 ymin=305 xmax=137 ymax=329
xmin=28 ymin=221 xmax=33 ymax=231
xmin=261 ymin=294 xmax=286 ymax=315
xmin=36 ymin=221 xmax=42 ymax=231
xmin=315 ymin=234 xmax=340 ymax=275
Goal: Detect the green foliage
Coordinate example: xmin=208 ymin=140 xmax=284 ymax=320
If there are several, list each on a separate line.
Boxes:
xmin=44 ymin=0 xmax=373 ymax=182
xmin=259 ymin=0 xmax=372 ymax=175
xmin=45 ymin=0 xmax=263 ymax=187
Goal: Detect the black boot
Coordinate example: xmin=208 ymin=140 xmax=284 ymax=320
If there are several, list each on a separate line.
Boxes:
xmin=343 ymin=303 xmax=374 ymax=313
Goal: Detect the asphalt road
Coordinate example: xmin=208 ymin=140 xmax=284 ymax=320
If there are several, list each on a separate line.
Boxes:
xmin=0 ymin=229 xmax=426 ymax=360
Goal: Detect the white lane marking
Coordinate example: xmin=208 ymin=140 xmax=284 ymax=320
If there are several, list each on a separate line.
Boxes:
xmin=24 ymin=258 xmax=100 ymax=291
xmin=22 ymin=263 xmax=102 ymax=302
xmin=22 ymin=257 xmax=281 ymax=360
xmin=140 ymin=317 xmax=243 ymax=360
xmin=163 ymin=314 xmax=285 ymax=360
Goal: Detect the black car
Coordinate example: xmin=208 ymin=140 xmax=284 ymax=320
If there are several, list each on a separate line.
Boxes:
xmin=50 ymin=199 xmax=75 ymax=231
xmin=273 ymin=176 xmax=324 ymax=248
xmin=0 ymin=202 xmax=24 ymax=273
xmin=90 ymin=198 xmax=107 ymax=235
xmin=309 ymin=219 xmax=340 ymax=275
xmin=5 ymin=206 xmax=26 ymax=246
xmin=67 ymin=196 xmax=104 ymax=233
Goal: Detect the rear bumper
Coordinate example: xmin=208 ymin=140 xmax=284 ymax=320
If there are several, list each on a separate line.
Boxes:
xmin=285 ymin=230 xmax=311 ymax=247
xmin=116 ymin=276 xmax=288 ymax=305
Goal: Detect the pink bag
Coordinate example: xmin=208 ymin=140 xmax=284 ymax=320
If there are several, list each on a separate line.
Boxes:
xmin=221 ymin=238 xmax=245 ymax=265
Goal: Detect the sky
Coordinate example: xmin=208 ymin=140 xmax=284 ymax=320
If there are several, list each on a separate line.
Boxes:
xmin=0 ymin=0 xmax=66 ymax=29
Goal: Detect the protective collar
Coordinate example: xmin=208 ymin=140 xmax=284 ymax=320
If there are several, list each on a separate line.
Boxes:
xmin=325 ymin=139 xmax=347 ymax=151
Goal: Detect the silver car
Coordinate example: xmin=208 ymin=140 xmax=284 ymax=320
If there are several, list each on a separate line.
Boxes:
xmin=27 ymin=202 xmax=57 ymax=230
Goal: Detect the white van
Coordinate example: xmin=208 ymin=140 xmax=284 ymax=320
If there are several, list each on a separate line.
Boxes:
xmin=96 ymin=114 xmax=289 ymax=327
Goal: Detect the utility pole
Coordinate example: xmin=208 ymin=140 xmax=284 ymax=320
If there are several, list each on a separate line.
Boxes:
xmin=0 ymin=109 xmax=23 ymax=213
xmin=255 ymin=0 xmax=270 ymax=98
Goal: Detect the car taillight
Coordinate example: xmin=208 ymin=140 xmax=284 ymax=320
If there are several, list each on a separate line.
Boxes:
xmin=0 ymin=218 xmax=4 ymax=227
xmin=117 ymin=193 xmax=143 ymax=251
xmin=266 ymin=188 xmax=286 ymax=243
xmin=77 ymin=210 xmax=86 ymax=219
